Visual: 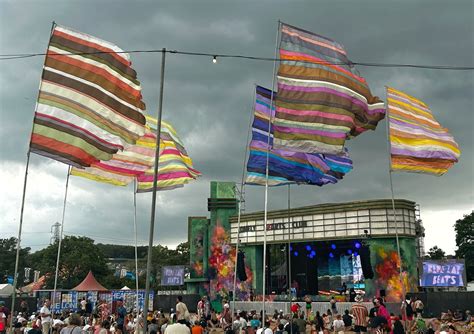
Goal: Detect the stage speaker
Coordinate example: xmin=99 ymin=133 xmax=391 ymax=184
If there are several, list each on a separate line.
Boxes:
xmin=237 ymin=250 xmax=248 ymax=281
xmin=359 ymin=245 xmax=374 ymax=279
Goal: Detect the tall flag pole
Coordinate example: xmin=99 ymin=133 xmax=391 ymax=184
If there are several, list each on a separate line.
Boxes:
xmin=10 ymin=23 xmax=57 ymax=330
xmin=232 ymin=86 xmax=256 ymax=320
xmin=287 ymin=183 xmax=292 ymax=318
xmin=385 ymin=86 xmax=460 ymax=309
xmin=52 ymin=166 xmax=71 ymax=309
xmin=262 ymin=21 xmax=281 ymax=321
xmin=133 ymin=178 xmax=140 ymax=313
xmin=144 ymin=48 xmax=167 ymax=334
xmin=273 ymin=22 xmax=385 ymax=154
xmin=384 ymin=88 xmax=405 ymax=298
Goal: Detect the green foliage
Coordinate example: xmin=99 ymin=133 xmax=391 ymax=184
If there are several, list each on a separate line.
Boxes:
xmin=454 ymin=212 xmax=474 ymax=281
xmin=0 ymin=238 xmax=31 ymax=283
xmin=427 ymin=246 xmax=446 ymax=260
xmin=1 ymin=237 xmax=191 ymax=291
xmin=28 ymin=236 xmax=110 ymax=289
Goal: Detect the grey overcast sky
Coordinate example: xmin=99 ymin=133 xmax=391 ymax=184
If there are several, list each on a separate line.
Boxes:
xmin=0 ymin=0 xmax=472 ymax=255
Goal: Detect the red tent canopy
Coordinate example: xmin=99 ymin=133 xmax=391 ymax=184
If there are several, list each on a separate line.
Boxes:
xmin=72 ymin=271 xmax=108 ymax=291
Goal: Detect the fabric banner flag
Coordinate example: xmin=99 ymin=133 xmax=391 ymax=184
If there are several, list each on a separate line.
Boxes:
xmin=136 ymin=116 xmax=201 ymax=192
xmin=30 ymin=24 xmax=147 ymax=167
xmin=273 ymin=23 xmax=385 ymax=154
xmin=246 ymin=86 xmax=353 ymax=186
xmin=70 ymin=126 xmax=156 ymax=186
xmin=387 ymin=87 xmax=460 ymax=175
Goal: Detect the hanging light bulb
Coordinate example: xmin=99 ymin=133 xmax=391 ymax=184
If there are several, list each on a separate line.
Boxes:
xmin=212 ymin=55 xmax=217 ymax=64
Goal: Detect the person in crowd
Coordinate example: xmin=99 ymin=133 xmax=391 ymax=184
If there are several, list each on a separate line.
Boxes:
xmin=392 ymin=316 xmax=404 ymax=334
xmin=295 ymin=313 xmax=306 ymax=334
xmin=40 ymin=299 xmax=53 ymax=334
xmin=0 ymin=309 xmax=6 ymax=334
xmin=175 ymin=297 xmax=190 ymax=325
xmin=148 ymin=318 xmax=160 ymax=334
xmin=313 ymin=312 xmax=324 ymax=334
xmin=349 ymin=288 xmax=357 ymax=303
xmin=332 ymin=314 xmax=345 ymax=334
xmin=207 ymin=310 xmax=219 ymax=331
xmin=322 ymin=313 xmax=330 ymax=334
xmin=98 ymin=301 xmax=110 ymax=323
xmin=290 ymin=304 xmax=300 ymax=319
xmin=275 ymin=323 xmax=286 ymax=334
xmin=115 ymin=300 xmax=127 ymax=333
xmin=250 ymin=314 xmax=261 ymax=331
xmin=256 ymin=321 xmax=272 ymax=334
xmin=164 ymin=322 xmax=190 ymax=334
xmin=329 ymin=297 xmax=337 ymax=316
xmin=20 ymin=300 xmax=29 ymax=317
xmin=220 ymin=304 xmax=231 ymax=330
xmin=196 ymin=298 xmax=205 ymax=321
xmin=232 ymin=313 xmax=243 ymax=334
xmin=414 ymin=297 xmax=424 ymax=317
xmin=342 ymin=309 xmax=352 ymax=331
xmin=411 ymin=315 xmax=427 ymax=334
xmin=191 ymin=321 xmax=204 ymax=334
xmin=304 ymin=296 xmax=312 ymax=320
xmin=59 ymin=314 xmax=82 ymax=334
xmin=401 ymin=295 xmax=415 ymax=332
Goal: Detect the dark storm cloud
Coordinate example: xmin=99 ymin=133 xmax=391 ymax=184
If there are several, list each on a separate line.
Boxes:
xmin=1 ymin=0 xmax=472 ymax=253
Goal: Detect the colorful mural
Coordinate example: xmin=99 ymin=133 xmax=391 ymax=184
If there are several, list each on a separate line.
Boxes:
xmin=367 ymin=238 xmax=417 ymax=302
xmin=208 ymin=221 xmax=253 ymax=300
xmin=189 ymin=217 xmax=208 ymax=278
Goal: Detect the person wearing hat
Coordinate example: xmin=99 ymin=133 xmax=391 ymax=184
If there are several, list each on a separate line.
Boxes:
xmin=350 ymin=295 xmax=368 ymax=333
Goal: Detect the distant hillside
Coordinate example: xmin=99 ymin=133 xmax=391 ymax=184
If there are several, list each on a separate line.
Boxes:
xmin=96 ymin=243 xmax=148 ymax=259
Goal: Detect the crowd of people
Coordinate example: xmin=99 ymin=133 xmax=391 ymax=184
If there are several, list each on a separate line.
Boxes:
xmin=0 ymin=295 xmax=472 ymax=334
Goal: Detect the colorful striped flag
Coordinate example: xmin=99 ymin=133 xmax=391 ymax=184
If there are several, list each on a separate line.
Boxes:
xmin=70 ymin=127 xmax=156 ymax=186
xmin=273 ymin=23 xmax=385 ymax=155
xmin=30 ymin=24 xmax=147 ymax=167
xmin=136 ymin=117 xmax=201 ymax=192
xmin=246 ymin=86 xmax=353 ymax=186
xmin=387 ymin=87 xmax=460 ymax=175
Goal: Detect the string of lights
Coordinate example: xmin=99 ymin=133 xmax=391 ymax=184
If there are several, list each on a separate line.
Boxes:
xmin=0 ymin=48 xmax=472 ymax=70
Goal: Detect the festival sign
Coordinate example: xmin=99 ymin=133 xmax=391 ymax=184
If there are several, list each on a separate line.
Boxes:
xmin=111 ymin=290 xmax=154 ymax=312
xmin=61 ymin=291 xmax=78 ymax=311
xmin=161 ymin=266 xmax=185 ymax=286
xmin=420 ymin=259 xmax=466 ymax=287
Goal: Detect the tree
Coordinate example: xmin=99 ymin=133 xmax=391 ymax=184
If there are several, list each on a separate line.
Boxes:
xmin=427 ymin=246 xmax=446 ymax=260
xmin=28 ymin=236 xmax=110 ymax=289
xmin=0 ymin=238 xmax=31 ymax=284
xmin=455 ymin=212 xmax=474 ymax=281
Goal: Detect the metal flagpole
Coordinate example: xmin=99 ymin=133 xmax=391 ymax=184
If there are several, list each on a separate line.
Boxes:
xmin=133 ymin=179 xmax=140 ymax=312
xmin=10 ymin=151 xmax=31 ymax=332
xmin=232 ymin=86 xmax=256 ymax=321
xmin=10 ymin=22 xmax=57 ymax=331
xmin=287 ymin=184 xmax=292 ymax=318
xmin=384 ymin=87 xmax=406 ymax=320
xmin=144 ymin=48 xmax=167 ymax=334
xmin=53 ymin=166 xmax=71 ymax=308
xmin=262 ymin=20 xmax=281 ymax=322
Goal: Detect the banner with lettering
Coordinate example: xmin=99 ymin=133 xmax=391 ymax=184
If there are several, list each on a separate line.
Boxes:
xmin=420 ymin=260 xmax=466 ymax=287
xmin=161 ymin=266 xmax=185 ymax=286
